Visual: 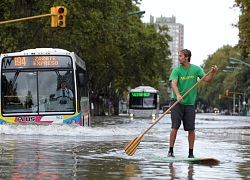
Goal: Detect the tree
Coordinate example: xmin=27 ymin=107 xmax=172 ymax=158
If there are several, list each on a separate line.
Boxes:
xmin=0 ymin=0 xmax=172 ymax=116
xmin=235 ymin=0 xmax=250 ymax=57
xmin=199 ymin=45 xmax=238 ymax=111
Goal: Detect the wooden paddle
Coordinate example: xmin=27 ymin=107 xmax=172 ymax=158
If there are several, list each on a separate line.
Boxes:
xmin=124 ymin=69 xmax=214 ymax=156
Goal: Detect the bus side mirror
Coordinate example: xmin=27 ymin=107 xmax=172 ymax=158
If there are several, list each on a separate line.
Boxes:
xmin=78 ymin=73 xmax=87 ymax=87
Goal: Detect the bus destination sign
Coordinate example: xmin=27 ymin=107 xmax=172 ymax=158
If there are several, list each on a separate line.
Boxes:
xmin=131 ymin=92 xmax=150 ymax=97
xmin=2 ymin=55 xmax=72 ymax=69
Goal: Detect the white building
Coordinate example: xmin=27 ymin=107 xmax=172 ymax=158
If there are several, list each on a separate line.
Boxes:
xmin=150 ymin=15 xmax=184 ymax=68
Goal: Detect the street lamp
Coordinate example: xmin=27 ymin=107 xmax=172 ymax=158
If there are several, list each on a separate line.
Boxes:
xmin=128 ymin=11 xmax=145 ymax=16
xmin=118 ymin=10 xmax=145 ymax=21
xmin=229 ymin=57 xmax=250 ymax=68
xmin=222 ymin=69 xmax=234 ymax=73
xmin=224 ymin=56 xmax=250 ymax=116
xmin=229 ymin=56 xmax=249 ymax=115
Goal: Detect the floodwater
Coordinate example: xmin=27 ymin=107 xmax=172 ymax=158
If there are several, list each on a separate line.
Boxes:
xmin=0 ymin=113 xmax=249 ymax=179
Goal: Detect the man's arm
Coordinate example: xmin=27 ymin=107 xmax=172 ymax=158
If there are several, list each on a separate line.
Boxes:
xmin=203 ymin=65 xmax=218 ymax=83
xmin=171 ymin=79 xmax=183 ymax=102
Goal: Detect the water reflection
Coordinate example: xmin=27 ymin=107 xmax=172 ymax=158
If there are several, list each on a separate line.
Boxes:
xmin=0 ymin=114 xmax=249 ymax=179
xmin=124 ymin=162 xmax=141 ymax=179
xmin=168 ymin=163 xmax=194 ymax=180
xmin=0 ymin=138 xmax=79 ymax=179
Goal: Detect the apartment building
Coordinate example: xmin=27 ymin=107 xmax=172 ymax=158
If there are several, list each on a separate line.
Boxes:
xmin=150 ymin=15 xmax=184 ymax=68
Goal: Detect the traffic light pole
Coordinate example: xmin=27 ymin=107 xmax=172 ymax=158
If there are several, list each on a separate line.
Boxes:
xmin=233 ymin=94 xmax=236 ymax=115
xmin=0 ymin=6 xmax=66 ymax=27
xmin=223 ymin=90 xmax=245 ymax=115
xmin=228 ymin=56 xmax=249 ymax=115
xmin=219 ymin=94 xmax=238 ymax=100
xmin=0 ymin=14 xmax=53 ymax=25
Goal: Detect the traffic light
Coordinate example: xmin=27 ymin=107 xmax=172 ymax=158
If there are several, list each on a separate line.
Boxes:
xmin=51 ymin=7 xmax=57 ymax=27
xmin=51 ymin=6 xmax=67 ymax=27
xmin=219 ymin=94 xmax=222 ymax=99
xmin=225 ymin=90 xmax=230 ymax=96
xmin=57 ymin=6 xmax=67 ymax=27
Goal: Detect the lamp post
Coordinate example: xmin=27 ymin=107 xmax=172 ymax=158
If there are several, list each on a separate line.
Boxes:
xmin=228 ymin=56 xmax=250 ymax=116
xmin=128 ymin=11 xmax=145 ymax=16
xmin=118 ymin=10 xmax=146 ymax=21
xmin=229 ymin=57 xmax=250 ymax=68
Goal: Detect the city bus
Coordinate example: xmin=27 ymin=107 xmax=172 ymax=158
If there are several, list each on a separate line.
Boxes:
xmin=127 ymin=86 xmax=159 ymax=121
xmin=0 ymin=48 xmax=90 ymax=126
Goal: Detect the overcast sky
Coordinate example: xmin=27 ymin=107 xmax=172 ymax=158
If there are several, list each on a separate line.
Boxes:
xmin=139 ymin=0 xmax=240 ymax=66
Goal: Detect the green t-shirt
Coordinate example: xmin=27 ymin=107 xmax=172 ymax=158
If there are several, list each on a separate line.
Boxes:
xmin=169 ymin=64 xmax=205 ymax=105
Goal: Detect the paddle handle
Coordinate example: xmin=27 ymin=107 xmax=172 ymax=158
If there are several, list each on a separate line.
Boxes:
xmin=142 ymin=69 xmax=214 ymax=136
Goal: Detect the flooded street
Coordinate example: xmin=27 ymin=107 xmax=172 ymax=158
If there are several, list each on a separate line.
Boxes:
xmin=0 ymin=113 xmax=249 ymax=179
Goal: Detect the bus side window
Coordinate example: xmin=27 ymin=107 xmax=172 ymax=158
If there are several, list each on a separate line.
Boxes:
xmin=78 ymin=73 xmax=86 ymax=87
xmin=153 ymin=94 xmax=157 ymax=107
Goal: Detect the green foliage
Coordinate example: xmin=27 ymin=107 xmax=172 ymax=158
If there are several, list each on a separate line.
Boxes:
xmin=0 ymin=0 xmax=172 ymax=115
xmin=235 ymin=0 xmax=250 ymax=57
xmin=199 ymin=45 xmax=250 ymax=112
xmin=1 ymin=0 xmax=249 ymax=115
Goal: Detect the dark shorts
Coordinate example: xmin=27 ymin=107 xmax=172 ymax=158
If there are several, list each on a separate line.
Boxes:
xmin=170 ymin=99 xmax=196 ymax=131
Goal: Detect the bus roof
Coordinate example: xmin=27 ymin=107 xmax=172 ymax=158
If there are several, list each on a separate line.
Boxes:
xmin=1 ymin=48 xmax=72 ymax=56
xmin=130 ymin=86 xmax=158 ymax=93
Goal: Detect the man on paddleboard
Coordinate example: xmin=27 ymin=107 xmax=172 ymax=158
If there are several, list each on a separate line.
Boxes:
xmin=168 ymin=49 xmax=218 ymax=158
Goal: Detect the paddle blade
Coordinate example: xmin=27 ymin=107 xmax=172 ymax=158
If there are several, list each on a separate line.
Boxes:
xmin=124 ymin=135 xmax=143 ymax=156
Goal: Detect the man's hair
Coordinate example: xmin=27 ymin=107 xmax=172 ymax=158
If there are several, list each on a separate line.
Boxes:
xmin=180 ymin=49 xmax=192 ymax=62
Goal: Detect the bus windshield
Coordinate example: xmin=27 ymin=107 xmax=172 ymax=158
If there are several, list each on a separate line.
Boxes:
xmin=2 ymin=66 xmax=74 ymax=114
xmin=129 ymin=93 xmax=157 ymax=109
xmin=0 ymin=49 xmax=90 ymax=126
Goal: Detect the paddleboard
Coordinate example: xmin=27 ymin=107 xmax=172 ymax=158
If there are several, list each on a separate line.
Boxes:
xmin=151 ymin=154 xmax=219 ymax=165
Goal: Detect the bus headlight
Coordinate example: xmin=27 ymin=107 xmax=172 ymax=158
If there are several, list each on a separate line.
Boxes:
xmin=152 ymin=114 xmax=156 ymax=122
xmin=129 ymin=113 xmax=134 ymax=120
